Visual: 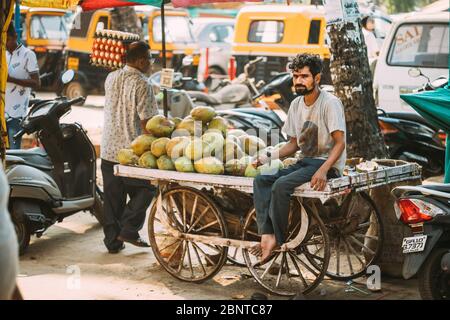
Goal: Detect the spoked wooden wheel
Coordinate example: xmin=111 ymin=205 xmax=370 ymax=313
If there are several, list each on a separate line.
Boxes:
xmin=242 ymin=200 xmax=330 ymax=296
xmin=321 ymin=191 xmax=384 ymax=280
xmin=148 ymin=186 xmax=228 ymax=283
xmin=227 ymin=246 xmax=246 ymax=267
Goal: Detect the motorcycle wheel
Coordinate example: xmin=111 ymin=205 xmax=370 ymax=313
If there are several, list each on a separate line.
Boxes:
xmin=12 ymin=217 xmax=30 ymax=256
xmin=92 ymin=188 xmax=105 ymax=226
xmin=418 ymin=247 xmax=450 ymax=300
xmin=64 ymin=81 xmax=86 ymax=106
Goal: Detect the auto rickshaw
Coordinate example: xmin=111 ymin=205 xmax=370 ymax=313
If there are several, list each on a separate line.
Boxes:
xmin=63 ymin=7 xmax=200 ymax=101
xmin=232 ymin=4 xmax=332 ymax=85
xmin=18 ymin=6 xmax=73 ymax=92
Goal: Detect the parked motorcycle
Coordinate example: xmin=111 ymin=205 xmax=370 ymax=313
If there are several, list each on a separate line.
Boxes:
xmin=392 ymin=184 xmax=450 ymax=300
xmin=185 ymin=57 xmax=266 ymax=110
xmin=5 ymin=70 xmax=104 ymax=255
xmin=378 ymin=70 xmax=448 ymax=178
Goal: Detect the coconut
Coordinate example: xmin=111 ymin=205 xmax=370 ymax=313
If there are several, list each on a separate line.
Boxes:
xmin=117 ymin=149 xmax=139 ymax=165
xmin=145 ymin=115 xmax=175 ymax=137
xmin=190 ymin=106 xmax=216 ymax=123
xmin=131 ymin=134 xmax=157 ymax=156
xmin=151 ymin=137 xmax=170 ymax=158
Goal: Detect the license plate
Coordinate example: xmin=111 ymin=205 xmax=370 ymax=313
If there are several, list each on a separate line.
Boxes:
xmin=402 ymin=235 xmax=427 ymax=253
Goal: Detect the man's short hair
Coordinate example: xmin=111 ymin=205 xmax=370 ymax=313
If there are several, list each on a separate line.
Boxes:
xmin=361 ymin=15 xmax=373 ymax=29
xmin=126 ymin=41 xmax=150 ymax=63
xmin=7 ymin=23 xmax=16 ymax=37
xmin=288 ymin=53 xmax=323 ymax=77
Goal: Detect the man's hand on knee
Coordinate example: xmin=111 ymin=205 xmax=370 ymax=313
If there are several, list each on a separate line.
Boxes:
xmin=311 ymin=167 xmax=328 ymax=191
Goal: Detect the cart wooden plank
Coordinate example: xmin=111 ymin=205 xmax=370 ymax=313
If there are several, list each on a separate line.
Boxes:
xmin=114 ymin=160 xmax=421 ymax=201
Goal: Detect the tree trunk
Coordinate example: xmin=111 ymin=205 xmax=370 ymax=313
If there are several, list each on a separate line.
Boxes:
xmin=324 ymin=1 xmax=418 ymax=277
xmin=327 ymin=21 xmax=387 ymax=159
xmin=110 ymin=7 xmax=143 ymax=40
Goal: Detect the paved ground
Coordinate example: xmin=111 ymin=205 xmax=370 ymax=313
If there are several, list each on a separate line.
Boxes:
xmin=17 ymin=212 xmax=421 ymax=300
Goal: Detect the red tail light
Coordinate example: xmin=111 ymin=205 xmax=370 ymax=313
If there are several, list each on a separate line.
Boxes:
xmin=396 ymin=199 xmax=433 ymax=224
xmin=228 ymin=57 xmax=236 ymax=80
xmin=438 ymin=131 xmax=447 ymax=147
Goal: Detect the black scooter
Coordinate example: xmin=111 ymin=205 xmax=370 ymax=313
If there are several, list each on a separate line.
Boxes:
xmin=378 ymin=72 xmax=448 ymax=178
xmin=5 ymin=70 xmax=104 ymax=254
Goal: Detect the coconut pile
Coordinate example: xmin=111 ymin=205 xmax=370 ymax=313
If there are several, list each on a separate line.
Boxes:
xmin=117 ymin=106 xmax=297 ymax=177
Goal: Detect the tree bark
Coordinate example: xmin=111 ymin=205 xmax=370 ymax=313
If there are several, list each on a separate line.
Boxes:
xmin=110 ymin=7 xmax=144 ymax=40
xmin=327 ymin=21 xmax=388 ymax=160
xmin=324 ymin=1 xmax=418 ymax=277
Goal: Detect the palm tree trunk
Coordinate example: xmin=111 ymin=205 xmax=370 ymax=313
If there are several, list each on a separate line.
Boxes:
xmin=324 ymin=0 xmax=419 ymax=277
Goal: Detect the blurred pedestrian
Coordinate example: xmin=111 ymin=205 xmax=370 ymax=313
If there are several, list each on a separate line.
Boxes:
xmin=100 ymin=41 xmax=158 ymax=253
xmin=5 ymin=23 xmax=40 ymax=149
xmin=361 ymin=15 xmax=380 ymax=60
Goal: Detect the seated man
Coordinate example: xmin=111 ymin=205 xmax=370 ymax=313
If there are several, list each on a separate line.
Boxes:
xmin=252 ymin=53 xmax=346 ymax=263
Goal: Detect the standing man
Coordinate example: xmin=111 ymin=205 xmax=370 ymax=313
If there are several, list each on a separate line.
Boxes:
xmin=252 ymin=54 xmax=346 ymax=263
xmin=101 ymin=41 xmax=158 ymax=253
xmin=5 ymin=24 xmax=40 ymax=149
xmin=361 ymin=15 xmax=380 ymax=61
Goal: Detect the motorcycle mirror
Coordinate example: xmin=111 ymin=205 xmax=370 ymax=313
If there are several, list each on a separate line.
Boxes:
xmin=61 ymin=69 xmax=75 ymax=84
xmin=182 ymin=55 xmax=194 ymax=66
xmin=408 ymin=68 xmax=422 ymax=78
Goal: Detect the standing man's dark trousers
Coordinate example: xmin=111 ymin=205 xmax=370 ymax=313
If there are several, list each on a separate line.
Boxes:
xmin=253 ymin=158 xmax=339 ymax=246
xmin=101 ymin=159 xmax=156 ymax=251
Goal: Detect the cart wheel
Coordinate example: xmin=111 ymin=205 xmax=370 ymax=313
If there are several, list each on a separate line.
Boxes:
xmin=148 ymin=186 xmax=228 ymax=283
xmin=242 ymin=200 xmax=330 ymax=296
xmin=322 ymin=191 xmax=384 ymax=280
xmin=227 ymin=246 xmax=246 ymax=267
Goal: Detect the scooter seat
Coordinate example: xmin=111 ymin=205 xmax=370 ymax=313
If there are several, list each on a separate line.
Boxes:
xmin=7 ymin=147 xmax=53 ymax=171
xmin=187 ymin=91 xmax=221 ymax=105
xmin=422 ymin=184 xmax=450 ymax=194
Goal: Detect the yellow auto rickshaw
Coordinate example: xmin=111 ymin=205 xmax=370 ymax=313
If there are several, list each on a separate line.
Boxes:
xmin=18 ymin=6 xmax=73 ymax=92
xmin=232 ymin=4 xmax=332 ymax=85
xmin=63 ymin=7 xmax=200 ymax=101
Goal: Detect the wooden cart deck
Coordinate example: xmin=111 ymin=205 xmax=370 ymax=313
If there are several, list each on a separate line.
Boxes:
xmin=114 ymin=159 xmax=421 ymax=201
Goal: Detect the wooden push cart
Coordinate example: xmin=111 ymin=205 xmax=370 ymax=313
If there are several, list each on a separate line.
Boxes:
xmin=114 ymin=159 xmax=421 ymax=296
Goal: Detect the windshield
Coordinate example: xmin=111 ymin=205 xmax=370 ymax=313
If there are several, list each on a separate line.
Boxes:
xmin=30 ymin=14 xmax=69 ymax=40
xmin=388 ymin=23 xmax=449 ymax=68
xmin=152 ymin=15 xmax=195 ymax=43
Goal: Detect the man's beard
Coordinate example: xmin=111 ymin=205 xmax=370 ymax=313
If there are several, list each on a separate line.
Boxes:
xmin=295 ymin=85 xmax=315 ymax=96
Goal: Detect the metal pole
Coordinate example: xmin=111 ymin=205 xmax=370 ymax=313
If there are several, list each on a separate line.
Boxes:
xmin=14 ymin=0 xmax=21 ymax=43
xmin=161 ymin=2 xmax=168 ymax=117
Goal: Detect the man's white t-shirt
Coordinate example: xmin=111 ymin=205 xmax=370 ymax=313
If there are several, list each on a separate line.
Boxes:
xmin=282 ymin=90 xmax=347 ymax=175
xmin=5 ymin=44 xmax=39 ymax=119
xmin=362 ymin=28 xmax=379 ymax=59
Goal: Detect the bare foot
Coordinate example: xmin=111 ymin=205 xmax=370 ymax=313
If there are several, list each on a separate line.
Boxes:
xmin=249 ymin=244 xmax=262 ymax=257
xmin=260 ymin=234 xmax=277 ymax=264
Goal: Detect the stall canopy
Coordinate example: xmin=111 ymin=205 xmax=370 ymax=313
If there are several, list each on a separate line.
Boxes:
xmin=79 ymin=0 xmax=261 ymax=10
xmin=401 ymin=87 xmax=450 ymax=183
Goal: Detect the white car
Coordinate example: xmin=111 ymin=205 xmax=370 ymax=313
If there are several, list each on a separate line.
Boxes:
xmin=192 ymin=17 xmax=235 ymax=84
xmin=373 ymin=11 xmax=449 ymax=113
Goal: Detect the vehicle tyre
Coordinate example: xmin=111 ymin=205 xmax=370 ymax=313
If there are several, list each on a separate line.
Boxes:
xmin=418 ymin=247 xmax=450 ymax=300
xmin=11 ymin=213 xmax=31 ymax=256
xmin=64 ymin=81 xmax=86 ymax=105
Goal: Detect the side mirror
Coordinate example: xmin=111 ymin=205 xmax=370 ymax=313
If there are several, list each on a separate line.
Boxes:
xmin=408 ymin=68 xmax=422 ymax=78
xmin=61 ymin=69 xmax=75 ymax=84
xmin=182 ymin=55 xmax=193 ymax=66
